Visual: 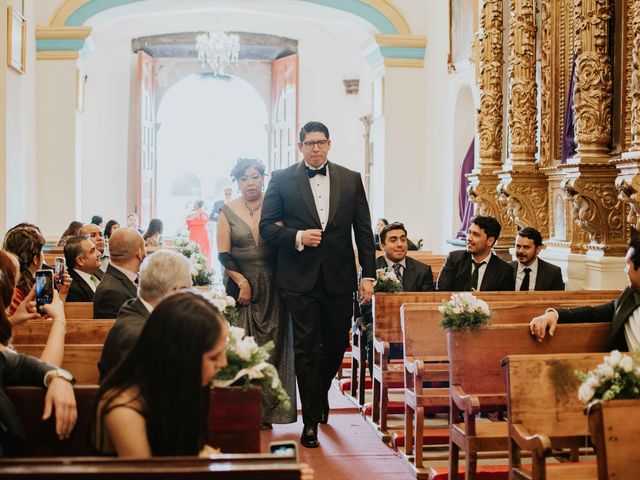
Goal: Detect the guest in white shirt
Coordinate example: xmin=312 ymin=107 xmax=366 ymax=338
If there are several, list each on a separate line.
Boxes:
xmin=511 ymin=227 xmax=564 ymax=291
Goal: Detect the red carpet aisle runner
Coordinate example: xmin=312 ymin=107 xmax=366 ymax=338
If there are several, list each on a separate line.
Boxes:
xmin=261 ymin=382 xmax=415 ymax=479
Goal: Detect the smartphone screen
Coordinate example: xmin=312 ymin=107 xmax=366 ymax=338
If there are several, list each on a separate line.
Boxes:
xmin=269 ymin=441 xmax=298 ymax=460
xmin=54 ymin=257 xmax=66 ymax=285
xmin=35 ymin=270 xmax=54 ymax=312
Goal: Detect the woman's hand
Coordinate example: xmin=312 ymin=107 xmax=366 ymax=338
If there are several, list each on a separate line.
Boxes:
xmin=56 ymin=272 xmax=72 ymax=299
xmin=238 ymin=281 xmax=252 ymax=305
xmin=9 ymin=286 xmax=41 ymax=326
xmin=41 ymin=290 xmax=66 ymax=325
xmin=43 ymin=376 xmax=77 ymax=440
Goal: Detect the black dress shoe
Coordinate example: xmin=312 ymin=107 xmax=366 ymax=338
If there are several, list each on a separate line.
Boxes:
xmin=300 ymin=424 xmax=319 ymax=448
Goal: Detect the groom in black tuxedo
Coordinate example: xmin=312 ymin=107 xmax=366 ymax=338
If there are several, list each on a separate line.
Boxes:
xmin=260 ymin=121 xmax=376 ymax=448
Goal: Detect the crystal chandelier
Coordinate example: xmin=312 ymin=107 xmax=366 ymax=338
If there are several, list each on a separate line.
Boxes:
xmin=195 ymin=26 xmax=240 ymax=76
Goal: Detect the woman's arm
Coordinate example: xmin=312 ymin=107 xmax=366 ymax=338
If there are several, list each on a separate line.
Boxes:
xmin=104 ymin=406 xmax=152 ymax=458
xmin=217 ymin=212 xmax=251 ymax=304
xmin=39 ymin=290 xmax=66 ymax=366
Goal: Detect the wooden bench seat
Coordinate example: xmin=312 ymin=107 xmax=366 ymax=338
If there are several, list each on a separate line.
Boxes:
xmin=449 ymin=325 xmax=611 ymax=480
xmin=12 ymin=344 xmax=102 ymax=384
xmin=63 ymin=302 xmax=94 ymax=319
xmin=12 ymin=320 xmax=114 ymax=344
xmin=6 ymin=385 xmax=263 ymax=456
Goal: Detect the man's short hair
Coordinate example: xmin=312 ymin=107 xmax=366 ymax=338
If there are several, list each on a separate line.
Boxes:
xmin=64 ymin=236 xmax=89 ymax=270
xmin=628 ymin=236 xmax=640 ymax=269
xmin=472 ymin=215 xmax=501 ymax=243
xmin=380 ymin=222 xmax=407 ymax=244
xmin=299 ymin=121 xmax=330 ymax=142
xmin=517 ymin=227 xmax=543 ymax=247
xmin=91 ymin=215 xmax=103 ymax=226
xmin=139 ymin=250 xmax=193 ymax=301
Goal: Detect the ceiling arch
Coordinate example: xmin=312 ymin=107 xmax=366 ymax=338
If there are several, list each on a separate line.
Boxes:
xmin=50 ymin=0 xmax=412 ymax=35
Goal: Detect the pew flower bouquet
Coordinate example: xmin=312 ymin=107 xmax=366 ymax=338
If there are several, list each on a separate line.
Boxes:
xmin=174 ymin=235 xmax=214 ymax=286
xmin=213 ymin=326 xmax=291 ymax=411
xmin=438 ymin=292 xmax=490 ymax=331
xmin=575 ymin=350 xmax=640 ymax=404
xmin=202 ymin=289 xmax=239 ymax=326
xmin=374 ymin=267 xmax=404 ymax=293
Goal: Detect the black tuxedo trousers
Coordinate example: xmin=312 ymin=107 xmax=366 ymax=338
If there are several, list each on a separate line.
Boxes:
xmin=279 ymin=273 xmax=353 ymax=426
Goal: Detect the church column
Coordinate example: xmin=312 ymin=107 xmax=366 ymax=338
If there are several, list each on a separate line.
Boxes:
xmin=614 ymin=0 xmax=640 ymax=234
xmin=34 ymin=26 xmax=91 ymax=236
xmin=467 ymin=0 xmax=515 ymax=254
xmin=497 ymin=0 xmax=548 ymax=242
xmin=0 ymin=1 xmax=7 ymax=232
xmin=560 ymin=0 xmax=627 ymax=256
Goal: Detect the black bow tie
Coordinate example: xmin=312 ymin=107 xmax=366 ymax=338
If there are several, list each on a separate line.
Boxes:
xmin=306 ymin=164 xmax=327 ymax=178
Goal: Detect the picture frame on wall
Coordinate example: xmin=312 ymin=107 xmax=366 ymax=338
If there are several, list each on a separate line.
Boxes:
xmin=448 ymin=0 xmax=477 ymax=73
xmin=7 ymin=6 xmax=26 ymax=74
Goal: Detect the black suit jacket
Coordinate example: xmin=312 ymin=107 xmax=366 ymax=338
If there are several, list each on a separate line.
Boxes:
xmin=98 ymin=297 xmax=150 ymax=380
xmin=93 ymin=264 xmax=138 ymax=319
xmin=260 ymin=161 xmax=376 ymax=295
xmin=510 ymin=258 xmax=565 ymax=291
xmin=437 ymin=250 xmax=514 ymax=291
xmin=66 ymin=269 xmax=99 ymax=302
xmin=556 ymin=287 xmax=637 ymax=351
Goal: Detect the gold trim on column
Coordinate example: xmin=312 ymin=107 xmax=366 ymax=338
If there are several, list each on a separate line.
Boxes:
xmin=36 ymin=51 xmax=80 ymax=61
xmin=375 ymin=34 xmax=426 ymax=49
xmin=36 ymin=26 xmax=92 ymax=40
xmin=383 ymin=58 xmax=424 ymax=68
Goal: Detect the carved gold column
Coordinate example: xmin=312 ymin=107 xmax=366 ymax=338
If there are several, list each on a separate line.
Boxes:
xmin=467 ymin=0 xmax=514 ymax=252
xmin=497 ymin=0 xmax=549 ymax=241
xmin=561 ymin=0 xmax=626 ymax=255
xmin=614 ymin=0 xmax=640 ymax=233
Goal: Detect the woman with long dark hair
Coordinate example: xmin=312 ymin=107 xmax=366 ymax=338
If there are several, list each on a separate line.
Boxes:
xmin=58 ymin=221 xmax=83 ymax=247
xmin=103 ymin=220 xmax=120 ymax=241
xmin=143 ymin=218 xmax=163 ymax=249
xmin=92 ymin=291 xmax=227 ymax=457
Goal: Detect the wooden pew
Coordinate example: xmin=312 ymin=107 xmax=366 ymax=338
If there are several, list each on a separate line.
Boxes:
xmin=448 ymin=323 xmax=610 ymax=480
xmin=0 ymin=455 xmax=313 ymax=479
xmin=504 ymin=353 xmax=603 ymax=480
xmin=12 ymin=344 xmax=101 ymax=384
xmin=64 ymin=302 xmax=93 ymax=319
xmin=12 ymin=320 xmax=114 ymax=344
xmin=588 ymin=398 xmax=640 ymax=480
xmin=359 ymin=290 xmax=620 ymax=440
xmin=6 ymin=386 xmax=263 ymax=456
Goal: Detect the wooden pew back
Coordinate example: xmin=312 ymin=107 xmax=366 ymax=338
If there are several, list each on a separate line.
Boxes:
xmin=12 ymin=320 xmax=114 ymax=344
xmin=13 ymin=344 xmax=101 ymax=384
xmin=588 ymin=398 xmax=640 ymax=480
xmin=448 ymin=323 xmax=611 ymax=395
xmin=64 ymin=302 xmax=93 ymax=319
xmin=5 ymin=386 xmax=263 ymax=456
xmin=505 ymin=353 xmax=604 ymax=439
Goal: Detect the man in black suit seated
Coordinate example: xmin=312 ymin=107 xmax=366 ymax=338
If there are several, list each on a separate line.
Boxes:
xmin=93 ymin=228 xmax=146 ymax=319
xmin=63 ymin=236 xmax=103 ymax=302
xmin=437 ymin=215 xmax=514 ymax=291
xmin=511 ymin=227 xmax=564 ymax=291
xmin=79 ymin=223 xmax=109 ymax=273
xmin=530 ymin=237 xmax=640 ymax=351
xmin=98 ymin=250 xmax=193 ymax=380
xmin=359 ymin=222 xmax=435 ymax=376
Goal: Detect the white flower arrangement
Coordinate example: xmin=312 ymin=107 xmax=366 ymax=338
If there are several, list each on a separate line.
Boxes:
xmin=575 ymin=350 xmax=640 ymax=404
xmin=439 ymin=292 xmax=491 ymax=331
xmin=374 ymin=267 xmax=403 ymax=293
xmin=201 ymin=288 xmax=239 ymax=325
xmin=174 ymin=234 xmax=213 ymax=286
xmin=213 ymin=326 xmax=291 ymax=411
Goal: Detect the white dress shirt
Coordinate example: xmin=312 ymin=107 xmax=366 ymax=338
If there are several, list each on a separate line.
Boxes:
xmin=470 ymin=251 xmax=493 ymax=291
xmin=73 ymin=268 xmax=99 ymax=292
xmin=296 ymin=161 xmax=330 ymax=251
xmin=384 ymin=255 xmax=407 ymax=274
xmin=624 ymin=308 xmax=640 ymax=351
xmin=515 ymin=257 xmax=538 ymax=291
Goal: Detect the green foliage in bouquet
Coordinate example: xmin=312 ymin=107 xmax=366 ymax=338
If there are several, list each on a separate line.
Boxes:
xmin=575 ymin=350 xmax=640 ymax=404
xmin=174 ymin=235 xmax=213 ymax=286
xmin=439 ymin=292 xmax=491 ymax=331
xmin=374 ymin=267 xmax=404 ymax=293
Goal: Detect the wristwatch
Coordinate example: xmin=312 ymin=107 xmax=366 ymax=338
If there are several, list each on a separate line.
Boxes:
xmin=44 ymin=368 xmax=76 ymax=388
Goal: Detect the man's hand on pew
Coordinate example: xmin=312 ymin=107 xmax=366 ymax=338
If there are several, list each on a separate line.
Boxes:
xmin=9 ymin=286 xmax=41 ymax=326
xmin=43 ymin=376 xmax=77 ymax=439
xmin=529 ymin=309 xmax=559 ymax=342
xmin=359 ymin=279 xmax=374 ymax=304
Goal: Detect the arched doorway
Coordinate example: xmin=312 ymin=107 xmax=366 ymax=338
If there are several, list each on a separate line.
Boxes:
xmin=156 ymin=74 xmax=268 ymax=236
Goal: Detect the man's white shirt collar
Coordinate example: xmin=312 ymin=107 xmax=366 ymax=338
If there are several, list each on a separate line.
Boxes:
xmin=384 ymin=255 xmax=406 ymax=269
xmin=518 ymin=257 xmax=539 ymax=273
xmin=73 ymin=268 xmax=98 ymax=292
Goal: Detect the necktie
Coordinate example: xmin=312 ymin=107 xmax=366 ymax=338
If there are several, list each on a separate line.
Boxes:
xmin=392 ymin=263 xmax=403 ymax=283
xmin=471 ymin=261 xmax=485 ymax=291
xmin=306 ymin=164 xmax=327 ymax=178
xmin=89 ymin=274 xmax=100 ymax=288
xmin=520 ymin=267 xmax=532 ymax=291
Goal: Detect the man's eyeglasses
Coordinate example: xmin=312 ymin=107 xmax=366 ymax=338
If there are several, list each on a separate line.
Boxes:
xmin=301 ymin=140 xmax=328 ymax=150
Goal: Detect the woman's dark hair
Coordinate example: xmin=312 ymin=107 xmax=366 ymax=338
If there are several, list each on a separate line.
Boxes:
xmin=95 ymin=291 xmax=225 ymax=456
xmin=230 ymin=158 xmax=266 ymax=182
xmin=0 ymin=251 xmax=17 ymax=344
xmin=143 ymin=219 xmax=164 ymax=240
xmin=60 ymin=221 xmax=83 ymax=240
xmin=3 ymin=226 xmax=46 ymax=295
xmin=104 ymin=220 xmax=120 ymax=239
xmin=91 ymin=215 xmax=103 ymax=226
xmin=194 ymin=200 xmax=204 ymax=209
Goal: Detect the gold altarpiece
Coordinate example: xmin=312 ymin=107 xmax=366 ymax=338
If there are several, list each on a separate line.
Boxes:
xmin=469 ymin=0 xmax=639 ymax=261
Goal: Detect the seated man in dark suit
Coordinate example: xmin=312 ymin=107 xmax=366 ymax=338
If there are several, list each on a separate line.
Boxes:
xmin=511 ymin=227 xmax=564 ymax=291
xmin=359 ymin=222 xmax=435 ymax=376
xmin=79 ymin=223 xmax=109 ymax=273
xmin=530 ymin=237 xmax=640 ymax=352
xmin=437 ymin=215 xmax=514 ymax=291
xmin=63 ymin=236 xmax=104 ymax=302
xmin=98 ymin=250 xmax=193 ymax=380
xmin=93 ymin=228 xmax=146 ymax=319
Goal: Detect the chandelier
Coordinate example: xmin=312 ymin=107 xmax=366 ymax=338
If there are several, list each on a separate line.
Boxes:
xmin=195 ymin=26 xmax=240 ymax=76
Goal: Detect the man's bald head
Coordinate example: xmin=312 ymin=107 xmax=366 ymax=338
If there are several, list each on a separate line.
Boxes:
xmin=79 ymin=223 xmax=105 ymax=253
xmin=109 ymin=228 xmax=145 ymax=266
